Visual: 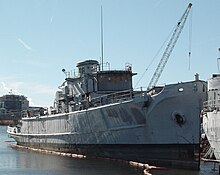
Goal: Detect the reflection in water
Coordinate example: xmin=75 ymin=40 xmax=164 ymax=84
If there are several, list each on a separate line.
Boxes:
xmin=0 ymin=126 xmax=219 ymax=175
xmin=0 ymin=126 xmax=138 ymax=175
xmin=14 ymin=151 xmax=135 ymax=175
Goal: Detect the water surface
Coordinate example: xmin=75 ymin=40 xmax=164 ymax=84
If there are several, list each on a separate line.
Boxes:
xmin=0 ymin=126 xmax=218 ymax=175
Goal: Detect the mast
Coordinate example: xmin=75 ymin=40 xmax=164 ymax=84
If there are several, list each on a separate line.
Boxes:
xmin=217 ymin=48 xmax=220 ymax=72
xmin=100 ymin=6 xmax=104 ymax=71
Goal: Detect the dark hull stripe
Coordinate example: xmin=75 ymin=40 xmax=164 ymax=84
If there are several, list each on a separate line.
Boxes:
xmin=17 ymin=142 xmax=200 ymax=170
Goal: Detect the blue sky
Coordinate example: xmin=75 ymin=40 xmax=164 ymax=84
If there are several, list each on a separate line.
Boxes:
xmin=0 ymin=0 xmax=220 ymax=107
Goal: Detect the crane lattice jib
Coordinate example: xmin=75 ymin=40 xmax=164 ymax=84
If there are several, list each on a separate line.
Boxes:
xmin=147 ymin=3 xmax=192 ymax=89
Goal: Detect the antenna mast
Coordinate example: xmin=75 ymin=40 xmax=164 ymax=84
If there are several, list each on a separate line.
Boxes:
xmin=217 ymin=48 xmax=220 ymax=72
xmin=100 ymin=6 xmax=104 ymax=71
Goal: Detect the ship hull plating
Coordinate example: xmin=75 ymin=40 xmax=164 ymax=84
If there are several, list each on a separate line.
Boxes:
xmin=8 ymin=80 xmax=207 ymax=170
xmin=202 ymin=74 xmax=220 ymax=160
xmin=14 ymin=140 xmax=200 ymax=169
xmin=203 ymin=111 xmax=220 ymax=159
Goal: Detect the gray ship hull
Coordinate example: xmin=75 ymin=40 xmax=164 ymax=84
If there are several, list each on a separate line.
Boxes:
xmin=13 ymin=141 xmax=200 ymax=169
xmin=8 ymin=80 xmax=207 ymax=169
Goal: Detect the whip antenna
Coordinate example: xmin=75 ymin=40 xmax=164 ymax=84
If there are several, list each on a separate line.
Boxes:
xmin=100 ymin=6 xmax=104 ymax=71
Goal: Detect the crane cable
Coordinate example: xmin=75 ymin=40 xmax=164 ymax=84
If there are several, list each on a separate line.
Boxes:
xmin=135 ymin=4 xmax=192 ymax=88
xmin=134 ymin=27 xmax=174 ymax=88
xmin=188 ymin=7 xmax=192 ymax=70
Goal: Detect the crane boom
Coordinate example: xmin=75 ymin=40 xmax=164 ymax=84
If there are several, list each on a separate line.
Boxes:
xmin=147 ymin=3 xmax=192 ymax=89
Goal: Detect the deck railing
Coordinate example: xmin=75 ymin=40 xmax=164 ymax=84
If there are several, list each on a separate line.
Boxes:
xmin=22 ymin=87 xmax=147 ymax=118
xmin=87 ymin=88 xmax=145 ymax=108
